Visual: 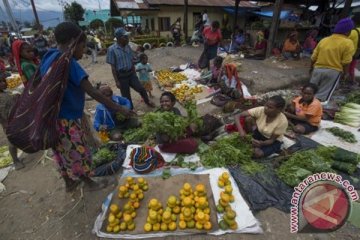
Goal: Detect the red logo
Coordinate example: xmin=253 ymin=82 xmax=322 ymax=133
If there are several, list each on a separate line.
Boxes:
xmin=301 ymin=182 xmax=350 ymax=231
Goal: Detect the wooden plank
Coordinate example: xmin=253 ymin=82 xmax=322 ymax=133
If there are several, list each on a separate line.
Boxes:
xmin=266 ymin=0 xmax=284 ymax=58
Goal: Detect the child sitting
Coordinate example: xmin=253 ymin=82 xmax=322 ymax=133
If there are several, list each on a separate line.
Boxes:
xmin=93 ymin=85 xmax=139 ymax=140
xmin=156 ymin=92 xmax=198 ymax=154
xmin=12 ymin=40 xmax=39 ymax=85
xmin=0 ymin=77 xmax=23 ymax=169
xmin=233 ymin=96 xmax=288 ymax=158
xmin=285 ymin=83 xmax=322 ymax=134
xmin=135 ymin=53 xmax=153 ymax=97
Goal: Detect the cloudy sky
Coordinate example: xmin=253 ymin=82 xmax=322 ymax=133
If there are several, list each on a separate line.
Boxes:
xmin=2 ymin=0 xmax=109 ymax=12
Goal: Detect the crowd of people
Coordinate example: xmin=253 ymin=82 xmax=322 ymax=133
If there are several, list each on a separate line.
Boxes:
xmin=0 ymin=12 xmax=359 ymax=192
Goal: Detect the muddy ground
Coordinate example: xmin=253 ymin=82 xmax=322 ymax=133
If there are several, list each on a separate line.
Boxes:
xmin=0 ymin=46 xmax=359 ymax=240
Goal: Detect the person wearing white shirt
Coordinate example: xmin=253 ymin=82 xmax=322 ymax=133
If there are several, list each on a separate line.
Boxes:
xmin=202 ymin=9 xmax=210 ymax=26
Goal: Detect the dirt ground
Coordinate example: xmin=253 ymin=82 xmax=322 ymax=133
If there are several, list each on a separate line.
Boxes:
xmin=1 ymin=46 xmax=359 ymax=240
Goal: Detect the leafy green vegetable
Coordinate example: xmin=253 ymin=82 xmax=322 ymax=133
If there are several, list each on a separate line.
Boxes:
xmin=162 ymin=168 xmax=171 ymax=179
xmin=199 ymin=133 xmax=264 ymax=175
xmin=92 ymin=147 xmax=117 ymax=168
xmin=332 ymin=148 xmax=359 ymax=164
xmin=326 ymin=127 xmax=357 ymax=143
xmin=122 ymin=128 xmax=150 ymax=143
xmin=143 ymin=111 xmax=188 ymax=141
xmin=334 ymin=103 xmax=360 ymax=127
xmin=183 ymin=100 xmax=203 ymax=130
xmin=276 ymin=149 xmax=333 ymax=187
xmin=342 ymin=91 xmax=360 ymax=105
xmin=332 ymin=161 xmax=357 ymax=174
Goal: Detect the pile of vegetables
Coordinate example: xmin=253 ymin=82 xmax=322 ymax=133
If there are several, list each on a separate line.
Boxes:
xmin=341 ymin=91 xmax=360 ymax=105
xmin=0 ymin=146 xmax=12 ymax=168
xmin=326 ymin=127 xmax=357 ymax=143
xmin=277 ymin=146 xmax=359 ymax=187
xmin=334 ymin=103 xmax=360 ymax=128
xmin=199 ymin=133 xmax=264 ymax=175
xmin=92 ymin=147 xmax=117 ymax=168
xmin=142 ymin=111 xmax=189 ymax=141
xmin=122 ymin=101 xmax=204 ymax=144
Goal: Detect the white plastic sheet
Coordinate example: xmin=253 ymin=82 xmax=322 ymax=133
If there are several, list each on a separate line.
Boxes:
xmin=92 ymin=167 xmax=262 ymax=239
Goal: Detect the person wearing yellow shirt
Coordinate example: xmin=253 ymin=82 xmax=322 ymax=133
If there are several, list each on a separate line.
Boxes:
xmin=310 ymin=18 xmax=355 ymax=102
xmin=348 ymin=15 xmax=360 ymax=85
xmin=234 ymin=96 xmax=288 ymax=158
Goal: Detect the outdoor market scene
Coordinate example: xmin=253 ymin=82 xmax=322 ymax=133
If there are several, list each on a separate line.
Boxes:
xmin=1 ymin=0 xmax=360 ymax=239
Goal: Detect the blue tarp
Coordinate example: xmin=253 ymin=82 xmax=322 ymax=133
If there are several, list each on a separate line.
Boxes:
xmin=251 ymin=10 xmax=292 ymax=20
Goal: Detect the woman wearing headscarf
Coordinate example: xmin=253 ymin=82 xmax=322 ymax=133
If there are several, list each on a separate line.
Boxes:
xmin=245 ymin=31 xmax=267 ymax=60
xmin=12 ymin=40 xmax=39 ymax=85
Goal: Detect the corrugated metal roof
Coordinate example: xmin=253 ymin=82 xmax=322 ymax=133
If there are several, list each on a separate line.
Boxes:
xmin=146 ymin=0 xmax=257 ymax=8
xmin=113 ymin=0 xmax=152 ymax=10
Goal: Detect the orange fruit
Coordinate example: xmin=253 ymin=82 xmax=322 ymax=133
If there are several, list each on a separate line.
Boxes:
xmin=163 ymin=211 xmax=171 ymax=221
xmin=119 ymin=185 xmax=127 ymax=193
xmin=168 ymin=222 xmax=177 ymax=231
xmin=230 ymin=222 xmax=238 ymax=230
xmin=110 ymin=204 xmax=119 ymax=214
xmin=133 ymin=201 xmax=140 ymax=209
xmin=152 ymin=223 xmax=160 ymax=231
xmin=116 ymin=211 xmax=123 ymax=219
xmin=132 ymin=184 xmax=139 ymax=191
xmin=218 ymin=180 xmax=225 ymax=188
xmin=126 ymin=176 xmax=134 ymax=183
xmin=120 ymin=222 xmax=127 ymax=230
xmin=173 ymin=206 xmax=180 ymax=214
xmin=160 ymin=223 xmax=168 ymax=231
xmin=225 ymin=185 xmax=233 ymax=194
xmin=127 ymin=222 xmax=135 ymax=231
xmin=195 ymin=184 xmax=205 ymax=193
xmin=179 ymin=220 xmax=187 ymax=229
xmin=149 ymin=199 xmax=158 ymax=209
xmin=106 ymin=225 xmax=113 ymax=232
xmin=187 ymin=220 xmax=195 ymax=228
xmin=113 ymin=224 xmax=120 ymax=233
xmin=138 ymin=193 xmax=144 ymax=200
xmin=183 ymin=197 xmax=192 ymax=207
xmin=123 ymin=214 xmax=132 ymax=223
xmin=108 ymin=213 xmax=116 ymax=223
xmin=144 ymin=223 xmax=152 ymax=232
xmin=195 ymin=221 xmax=203 ymax=230
xmin=131 ymin=211 xmax=137 ymax=218
xmin=167 ymin=195 xmax=177 ymax=206
xmin=137 ymin=177 xmax=145 ymax=184
xmin=183 ymin=207 xmax=192 ymax=217
xmin=222 ymin=172 xmax=230 ymax=181
xmin=183 ymin=183 xmax=191 ymax=192
xmin=204 ymin=221 xmax=212 ymax=230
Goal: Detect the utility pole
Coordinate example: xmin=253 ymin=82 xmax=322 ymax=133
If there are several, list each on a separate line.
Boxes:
xmin=184 ymin=0 xmax=188 ymax=44
xmin=30 ymin=0 xmax=41 ymax=30
xmin=2 ymin=0 xmax=20 ymax=36
xmin=266 ymin=0 xmax=283 ymax=58
xmin=233 ymin=0 xmax=240 ymax=32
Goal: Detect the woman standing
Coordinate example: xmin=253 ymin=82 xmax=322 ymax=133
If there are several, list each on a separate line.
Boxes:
xmin=198 ymin=21 xmax=222 ymax=69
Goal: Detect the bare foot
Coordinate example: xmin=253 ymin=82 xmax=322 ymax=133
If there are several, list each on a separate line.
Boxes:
xmin=14 ymin=160 xmax=25 ymax=170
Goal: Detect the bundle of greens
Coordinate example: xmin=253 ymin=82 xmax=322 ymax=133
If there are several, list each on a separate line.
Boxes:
xmin=341 ymin=92 xmax=360 ymax=105
xmin=183 ymin=100 xmax=203 ymax=130
xmin=122 ymin=128 xmax=150 ymax=143
xmin=276 ymin=149 xmax=333 ymax=187
xmin=334 ymin=103 xmax=360 ymax=128
xmin=199 ymin=133 xmax=264 ymax=175
xmin=142 ymin=111 xmax=188 ymax=141
xmin=92 ymin=147 xmax=117 ymax=168
xmin=330 ymin=148 xmax=359 ymax=174
xmin=326 ymin=127 xmax=357 ymax=143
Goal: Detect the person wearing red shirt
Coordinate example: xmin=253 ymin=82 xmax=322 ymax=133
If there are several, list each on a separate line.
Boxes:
xmin=198 ymin=21 xmax=222 ymax=69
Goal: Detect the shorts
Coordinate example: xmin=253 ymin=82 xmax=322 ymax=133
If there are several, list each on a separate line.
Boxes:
xmin=253 ymin=129 xmax=282 ymax=157
xmin=291 ymin=119 xmax=318 ymax=134
xmin=141 ymin=81 xmax=153 ymax=92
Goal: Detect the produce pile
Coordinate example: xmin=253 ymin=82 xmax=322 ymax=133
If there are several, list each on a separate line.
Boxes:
xmin=199 ymin=133 xmax=264 ymax=175
xmin=171 ymin=84 xmax=203 ymax=103
xmin=105 ymin=177 xmax=149 ymax=232
xmin=277 ymin=146 xmax=359 ymax=187
xmin=6 ymin=74 xmax=22 ymax=89
xmin=0 ymin=146 xmax=12 ymax=168
xmin=334 ymin=102 xmax=360 ymax=128
xmin=92 ymin=146 xmax=117 ymax=168
xmin=122 ymin=101 xmax=203 ymax=143
xmin=216 ymin=172 xmax=239 ymax=231
xmin=155 ymin=70 xmax=187 ymax=88
xmin=326 ymin=127 xmax=357 ymax=143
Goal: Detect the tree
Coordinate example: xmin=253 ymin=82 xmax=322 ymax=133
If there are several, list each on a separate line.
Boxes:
xmin=105 ymin=17 xmax=124 ymax=35
xmin=90 ymin=19 xmax=104 ymax=29
xmin=64 ymin=1 xmax=85 ymax=24
xmin=23 ymin=21 xmax=32 ymax=28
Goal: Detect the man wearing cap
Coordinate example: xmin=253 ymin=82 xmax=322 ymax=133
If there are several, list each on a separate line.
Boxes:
xmin=106 ymin=28 xmax=154 ymax=109
xmin=309 ymin=18 xmax=355 ymax=102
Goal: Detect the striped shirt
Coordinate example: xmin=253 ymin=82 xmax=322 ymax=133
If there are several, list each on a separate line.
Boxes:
xmin=106 ymin=43 xmax=134 ymax=72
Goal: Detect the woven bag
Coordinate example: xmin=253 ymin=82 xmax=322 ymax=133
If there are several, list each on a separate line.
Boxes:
xmin=6 ymin=41 xmax=78 ymax=153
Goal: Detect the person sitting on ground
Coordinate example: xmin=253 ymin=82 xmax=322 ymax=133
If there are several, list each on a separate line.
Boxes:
xmin=41 ymin=22 xmax=134 ymax=192
xmin=233 ymin=96 xmax=288 ymax=158
xmin=0 ymin=73 xmax=23 ymax=169
xmin=282 ymin=31 xmax=301 ymax=59
xmin=12 ymin=40 xmax=39 ymax=85
xmin=156 ymin=92 xmax=198 ymax=154
xmin=303 ymin=29 xmax=318 ymax=57
xmin=135 ymin=53 xmax=153 ymax=98
xmin=217 ymin=61 xmax=242 ymax=99
xmin=207 ymin=56 xmax=223 ymax=85
xmin=93 ymin=85 xmax=139 ymax=141
xmin=230 ymin=27 xmax=245 ymax=52
xmin=285 ymin=83 xmax=322 ymax=134
xmin=245 ymin=31 xmax=267 ymax=60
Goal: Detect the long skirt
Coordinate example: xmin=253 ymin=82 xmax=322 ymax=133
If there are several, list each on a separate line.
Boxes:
xmin=52 ymin=119 xmax=92 ymax=179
